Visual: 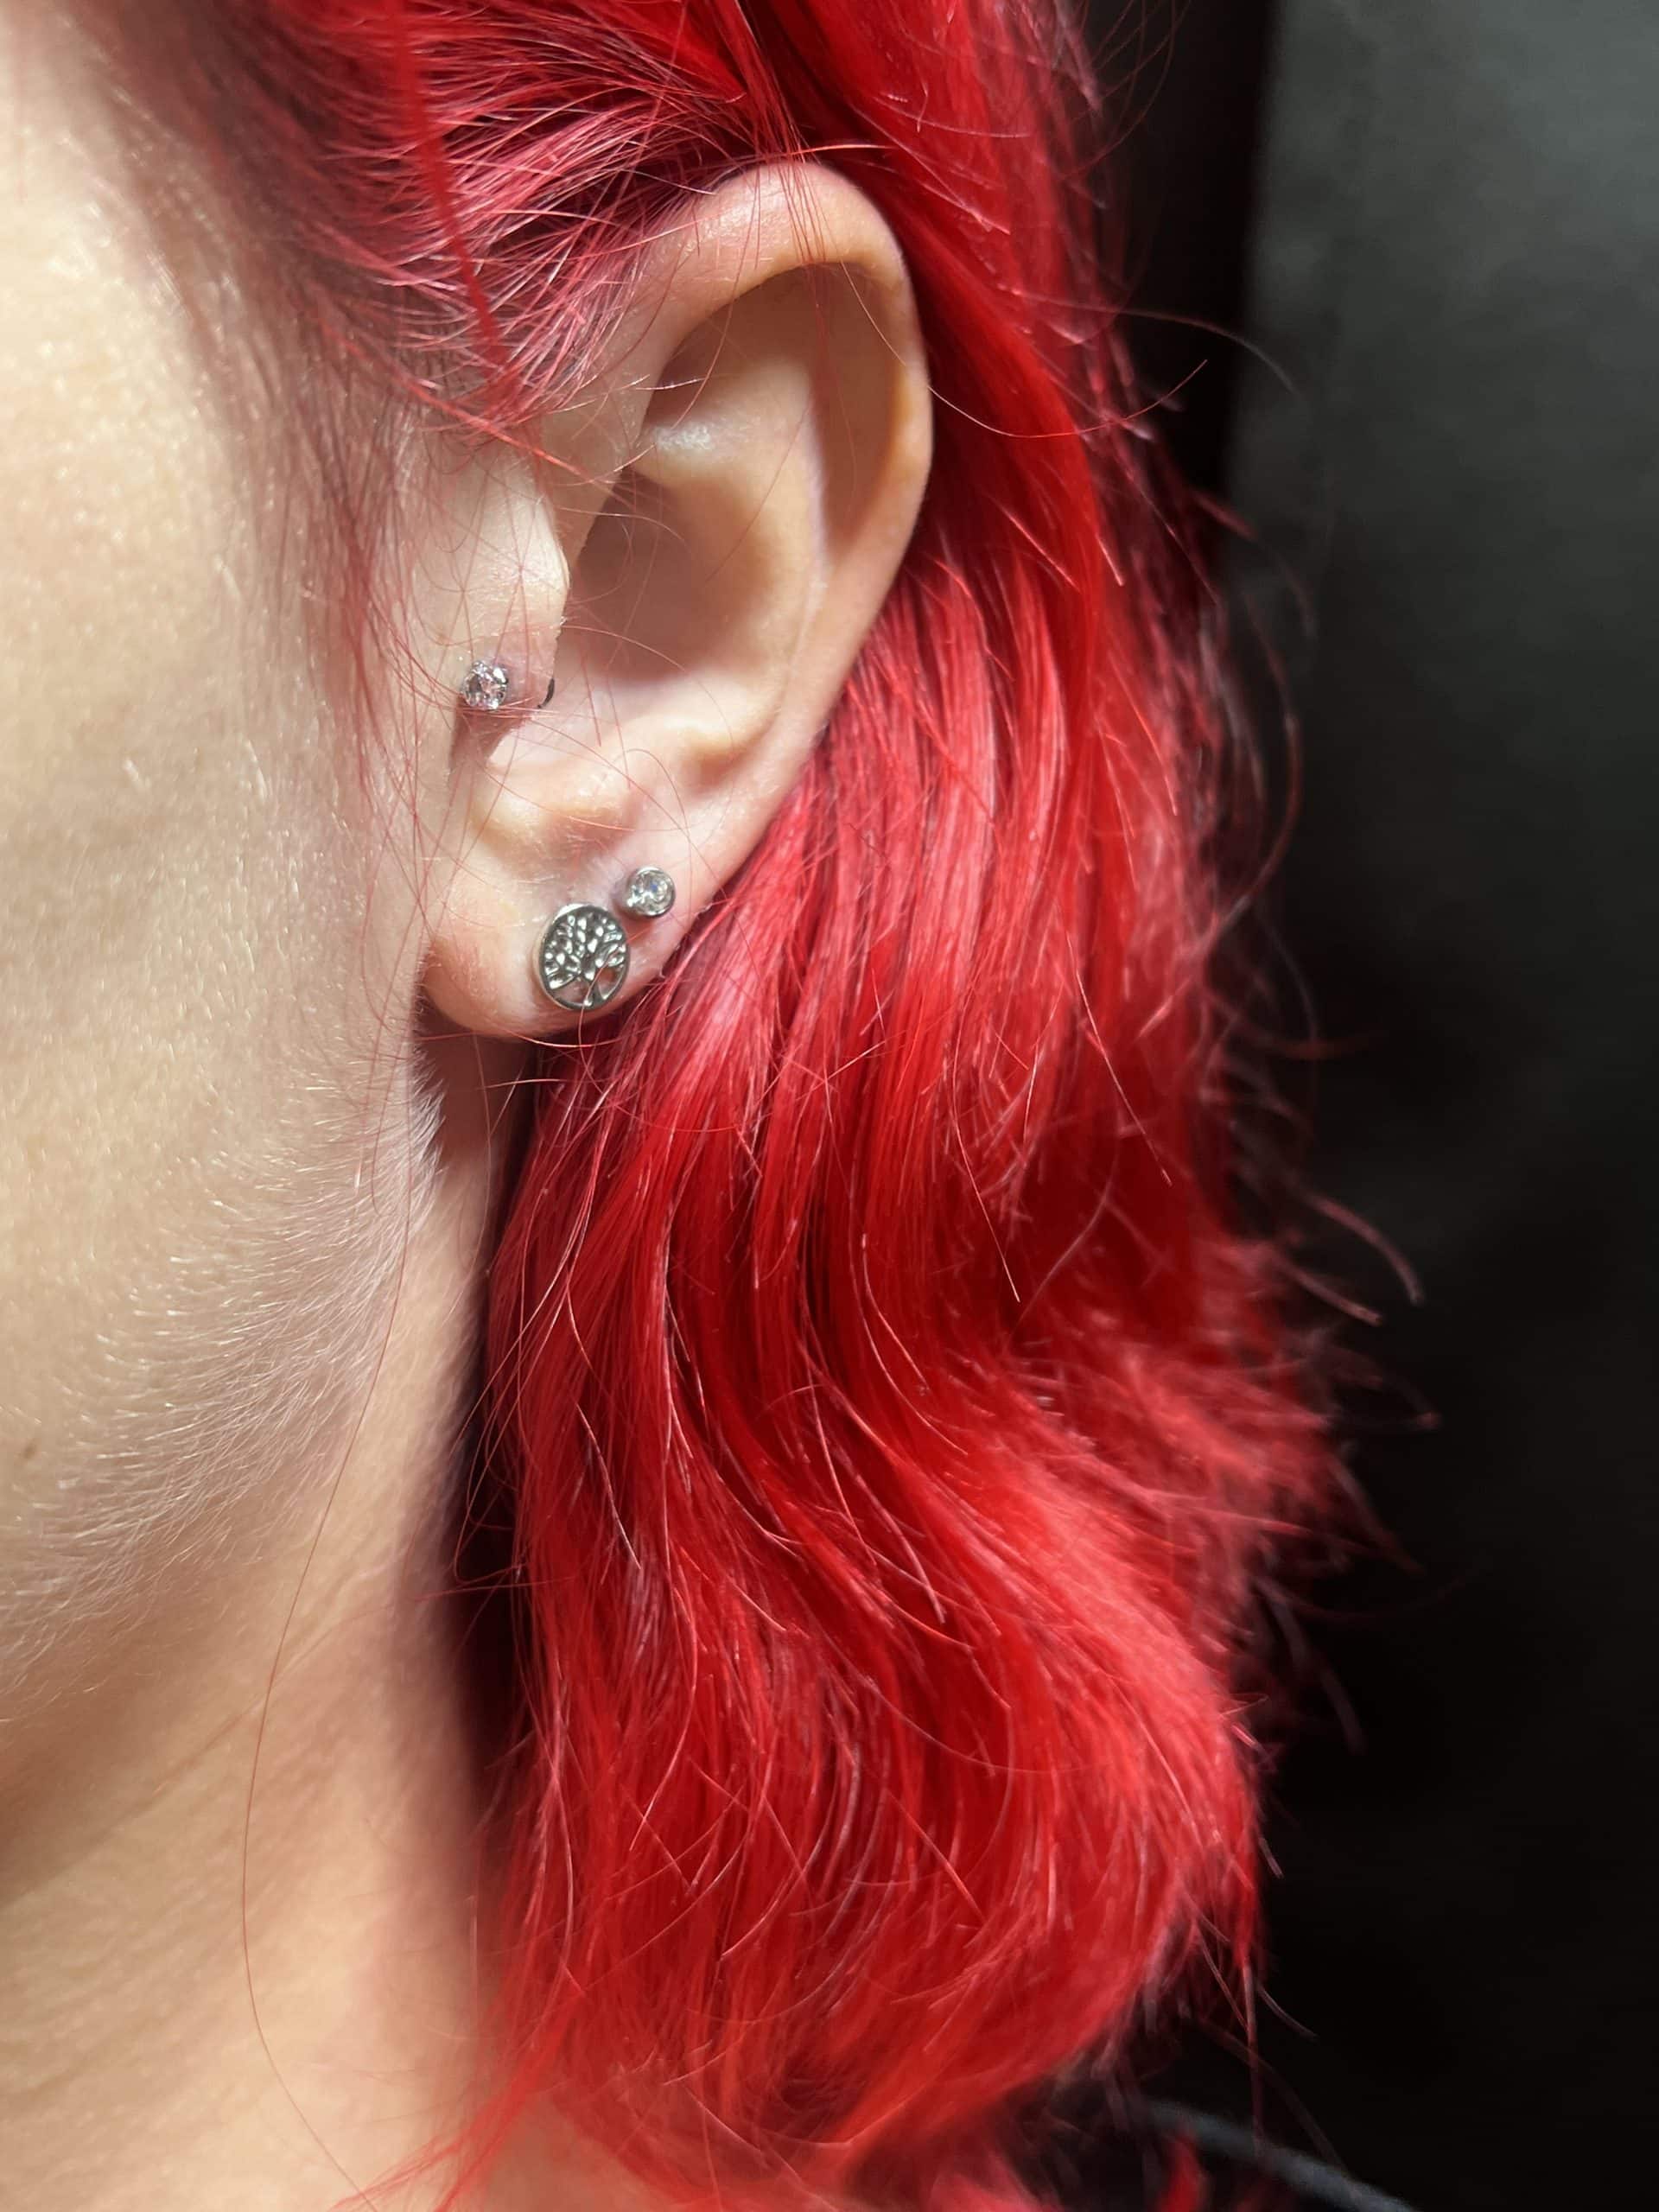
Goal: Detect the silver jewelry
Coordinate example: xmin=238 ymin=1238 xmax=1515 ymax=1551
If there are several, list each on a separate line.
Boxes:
xmin=620 ymin=865 xmax=677 ymax=919
xmin=534 ymin=867 xmax=677 ymax=1014
xmin=461 ymin=658 xmax=512 ymax=712
xmin=461 ymin=662 xmax=558 ymax=713
xmin=537 ymin=905 xmax=631 ymax=1011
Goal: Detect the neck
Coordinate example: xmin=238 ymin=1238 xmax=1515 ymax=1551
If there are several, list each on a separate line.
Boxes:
xmin=0 ymin=1050 xmax=639 ymax=2212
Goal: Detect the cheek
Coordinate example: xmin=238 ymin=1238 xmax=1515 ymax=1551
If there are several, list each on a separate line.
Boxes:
xmin=0 ymin=54 xmax=429 ymax=1687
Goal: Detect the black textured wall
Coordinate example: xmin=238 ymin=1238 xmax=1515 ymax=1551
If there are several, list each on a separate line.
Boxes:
xmin=1104 ymin=3 xmax=1659 ymax=2205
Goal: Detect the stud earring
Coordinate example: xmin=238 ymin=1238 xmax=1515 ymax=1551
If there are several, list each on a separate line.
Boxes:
xmin=461 ymin=658 xmax=512 ymax=712
xmin=534 ymin=868 xmax=677 ymax=1014
xmin=537 ymin=904 xmax=630 ymax=1010
xmin=620 ymin=865 xmax=676 ymax=919
xmin=459 ymin=661 xmax=558 ymax=713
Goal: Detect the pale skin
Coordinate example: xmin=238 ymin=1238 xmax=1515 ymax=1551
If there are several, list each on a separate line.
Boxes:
xmin=0 ymin=12 xmax=933 ymax=2209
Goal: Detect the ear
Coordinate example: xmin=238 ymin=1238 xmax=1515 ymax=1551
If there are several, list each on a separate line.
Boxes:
xmin=417 ymin=164 xmax=932 ymax=1036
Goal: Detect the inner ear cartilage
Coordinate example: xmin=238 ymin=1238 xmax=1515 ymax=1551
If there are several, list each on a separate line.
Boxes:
xmin=534 ymin=868 xmax=677 ymax=1014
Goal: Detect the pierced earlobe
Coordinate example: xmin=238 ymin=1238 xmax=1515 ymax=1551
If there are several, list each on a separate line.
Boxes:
xmin=532 ymin=868 xmax=678 ymax=1015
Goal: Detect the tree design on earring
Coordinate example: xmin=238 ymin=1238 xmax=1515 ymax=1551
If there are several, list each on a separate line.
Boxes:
xmin=537 ymin=905 xmax=630 ymax=1011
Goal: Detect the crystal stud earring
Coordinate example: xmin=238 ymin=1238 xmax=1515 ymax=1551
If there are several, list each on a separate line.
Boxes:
xmin=460 ymin=661 xmax=558 ymax=713
xmin=461 ymin=658 xmax=512 ymax=712
xmin=534 ymin=868 xmax=677 ymax=1014
xmin=620 ymin=865 xmax=677 ymax=919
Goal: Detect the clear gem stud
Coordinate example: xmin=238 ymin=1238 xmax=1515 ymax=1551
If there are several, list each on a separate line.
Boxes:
xmin=620 ymin=865 xmax=677 ymax=919
xmin=461 ymin=658 xmax=512 ymax=712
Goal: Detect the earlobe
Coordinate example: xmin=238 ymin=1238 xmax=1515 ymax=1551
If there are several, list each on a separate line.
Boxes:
xmin=420 ymin=164 xmax=932 ymax=1040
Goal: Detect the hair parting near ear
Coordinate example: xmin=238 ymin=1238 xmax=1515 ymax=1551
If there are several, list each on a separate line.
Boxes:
xmin=165 ymin=3 xmax=1339 ymax=2209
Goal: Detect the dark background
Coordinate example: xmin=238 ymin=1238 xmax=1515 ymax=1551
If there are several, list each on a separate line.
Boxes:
xmin=1100 ymin=3 xmax=1659 ymax=2206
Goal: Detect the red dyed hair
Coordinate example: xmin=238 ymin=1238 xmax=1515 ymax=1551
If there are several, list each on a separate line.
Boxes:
xmin=168 ymin=1 xmax=1333 ymax=2205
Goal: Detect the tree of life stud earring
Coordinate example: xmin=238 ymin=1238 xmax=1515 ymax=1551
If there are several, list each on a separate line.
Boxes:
xmin=534 ymin=868 xmax=678 ymax=1013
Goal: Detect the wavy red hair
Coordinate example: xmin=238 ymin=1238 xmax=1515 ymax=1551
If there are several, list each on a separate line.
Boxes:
xmin=166 ymin=1 xmax=1334 ymax=2206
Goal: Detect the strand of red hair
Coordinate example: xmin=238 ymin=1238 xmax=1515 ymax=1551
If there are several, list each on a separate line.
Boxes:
xmin=168 ymin=2 xmax=1338 ymax=2208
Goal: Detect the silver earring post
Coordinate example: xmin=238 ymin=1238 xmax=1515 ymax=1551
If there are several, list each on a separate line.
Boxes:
xmin=533 ymin=868 xmax=677 ymax=1014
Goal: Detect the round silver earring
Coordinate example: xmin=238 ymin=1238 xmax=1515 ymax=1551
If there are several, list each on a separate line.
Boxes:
xmin=536 ymin=905 xmax=631 ymax=1011
xmin=534 ymin=867 xmax=677 ymax=1014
